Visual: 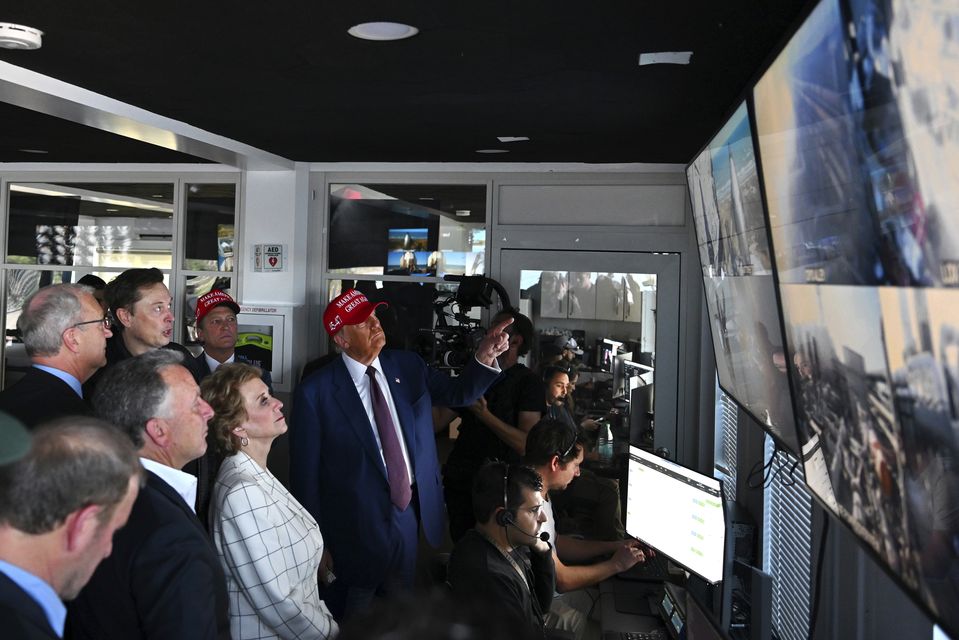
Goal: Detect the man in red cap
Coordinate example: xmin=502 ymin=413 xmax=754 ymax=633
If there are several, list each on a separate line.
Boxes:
xmin=193 ymin=289 xmax=272 ymax=391
xmin=291 ymin=288 xmax=512 ymax=620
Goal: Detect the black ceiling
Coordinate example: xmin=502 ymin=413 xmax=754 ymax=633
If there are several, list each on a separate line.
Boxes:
xmin=0 ymin=1 xmax=811 ymax=165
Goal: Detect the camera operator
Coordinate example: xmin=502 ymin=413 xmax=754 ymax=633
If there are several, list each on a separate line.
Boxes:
xmin=440 ymin=309 xmax=545 ymax=542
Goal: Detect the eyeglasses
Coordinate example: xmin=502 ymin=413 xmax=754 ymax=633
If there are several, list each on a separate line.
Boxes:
xmin=72 ymin=316 xmax=111 ymax=330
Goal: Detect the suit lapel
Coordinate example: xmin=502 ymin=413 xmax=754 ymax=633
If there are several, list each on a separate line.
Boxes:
xmin=146 ymin=472 xmax=208 ymax=537
xmin=0 ymin=572 xmax=59 ymax=639
xmin=330 ymin=359 xmax=389 ymax=482
xmin=380 ymin=352 xmax=417 ymax=468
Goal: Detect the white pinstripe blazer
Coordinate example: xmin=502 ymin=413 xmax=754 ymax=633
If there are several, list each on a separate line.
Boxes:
xmin=211 ymin=451 xmax=338 ymax=640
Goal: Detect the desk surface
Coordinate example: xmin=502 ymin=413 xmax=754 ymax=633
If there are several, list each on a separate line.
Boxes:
xmin=599 ymin=577 xmax=667 ymax=634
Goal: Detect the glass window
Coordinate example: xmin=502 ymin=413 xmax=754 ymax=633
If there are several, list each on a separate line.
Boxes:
xmin=327 ymin=184 xmax=486 ymax=277
xmin=183 ymin=183 xmax=237 ymax=271
xmin=7 ymin=183 xmax=174 ymax=268
xmin=520 ymin=269 xmax=657 ymax=444
xmin=3 ymin=269 xmax=170 ymax=388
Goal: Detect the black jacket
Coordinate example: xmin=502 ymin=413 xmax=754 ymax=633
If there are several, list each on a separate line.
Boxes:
xmin=0 ymin=571 xmax=59 ymax=639
xmin=67 ymin=471 xmax=230 ymax=640
xmin=0 ymin=366 xmax=91 ymax=428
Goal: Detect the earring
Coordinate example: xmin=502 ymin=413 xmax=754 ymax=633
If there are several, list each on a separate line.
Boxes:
xmin=240 ymin=437 xmax=249 ymax=447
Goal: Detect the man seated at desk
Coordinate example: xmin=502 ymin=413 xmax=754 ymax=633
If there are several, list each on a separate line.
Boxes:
xmin=525 ymin=418 xmax=648 ymax=640
xmin=447 ymin=462 xmax=555 ymax=640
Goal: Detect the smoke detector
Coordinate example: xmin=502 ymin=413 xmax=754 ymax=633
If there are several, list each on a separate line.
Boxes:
xmin=0 ymin=23 xmax=43 ymax=50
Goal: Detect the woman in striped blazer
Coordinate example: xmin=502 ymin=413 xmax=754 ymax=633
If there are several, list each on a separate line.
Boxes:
xmin=202 ymin=363 xmax=337 ymax=640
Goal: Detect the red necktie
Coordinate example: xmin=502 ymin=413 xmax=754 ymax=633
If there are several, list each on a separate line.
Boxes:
xmin=366 ymin=367 xmax=412 ymax=510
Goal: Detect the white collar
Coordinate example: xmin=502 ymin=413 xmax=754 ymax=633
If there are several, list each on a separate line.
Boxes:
xmin=341 ymin=352 xmax=384 ymax=385
xmin=204 ymin=351 xmax=235 ymax=373
xmin=140 ymin=457 xmax=198 ymax=513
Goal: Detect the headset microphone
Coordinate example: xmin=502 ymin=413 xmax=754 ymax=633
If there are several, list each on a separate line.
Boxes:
xmin=505 ymin=516 xmax=550 ymax=542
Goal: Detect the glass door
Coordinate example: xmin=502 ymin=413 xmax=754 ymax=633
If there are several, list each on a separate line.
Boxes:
xmin=499 ymin=249 xmax=680 ymax=457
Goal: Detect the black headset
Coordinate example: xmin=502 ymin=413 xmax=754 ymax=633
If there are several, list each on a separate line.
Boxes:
xmin=495 ymin=463 xmax=515 ymax=527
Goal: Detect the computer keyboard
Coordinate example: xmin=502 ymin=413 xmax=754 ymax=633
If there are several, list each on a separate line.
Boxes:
xmin=617 ymin=555 xmax=671 ymax=582
xmin=602 ymin=630 xmax=666 ymax=640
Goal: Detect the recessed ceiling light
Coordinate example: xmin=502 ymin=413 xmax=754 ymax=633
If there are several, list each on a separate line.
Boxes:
xmin=497 ymin=136 xmax=529 ymax=143
xmin=455 ymin=210 xmax=471 ymax=217
xmin=348 ymin=22 xmax=419 ymax=41
xmin=151 ymin=194 xmax=165 ymax=198
xmin=0 ymin=23 xmax=43 ymax=50
xmin=475 ymin=149 xmax=509 ymax=154
xmin=18 ymin=148 xmax=48 ymax=154
xmin=638 ymin=51 xmax=693 ymax=66
xmin=106 ymin=208 xmax=119 ymax=212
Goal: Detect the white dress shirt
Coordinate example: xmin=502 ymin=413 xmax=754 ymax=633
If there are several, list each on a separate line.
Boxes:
xmin=204 ymin=351 xmax=235 ymax=373
xmin=341 ymin=353 xmax=416 ymax=483
xmin=140 ymin=457 xmax=199 ymax=513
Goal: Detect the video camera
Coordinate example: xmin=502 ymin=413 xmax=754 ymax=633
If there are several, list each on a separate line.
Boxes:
xmin=418 ymin=275 xmax=512 ymax=372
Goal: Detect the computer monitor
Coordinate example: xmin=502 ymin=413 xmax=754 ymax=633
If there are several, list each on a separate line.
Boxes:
xmin=625 ymin=446 xmax=726 ymax=583
xmin=611 ymin=351 xmax=634 ymax=399
xmin=597 ymin=337 xmax=623 ymax=372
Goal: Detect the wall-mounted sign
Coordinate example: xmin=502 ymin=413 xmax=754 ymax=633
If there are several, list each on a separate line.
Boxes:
xmin=253 ymin=244 xmax=285 ymax=272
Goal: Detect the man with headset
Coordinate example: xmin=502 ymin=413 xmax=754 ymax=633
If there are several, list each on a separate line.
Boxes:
xmin=525 ymin=419 xmax=648 ymax=640
xmin=447 ymin=461 xmax=555 ymax=640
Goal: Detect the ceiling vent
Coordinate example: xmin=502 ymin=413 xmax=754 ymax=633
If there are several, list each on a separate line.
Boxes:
xmin=0 ymin=23 xmax=43 ymax=50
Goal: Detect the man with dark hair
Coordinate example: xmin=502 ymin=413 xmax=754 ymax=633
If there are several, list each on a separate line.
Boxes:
xmin=442 ymin=308 xmax=546 ymax=541
xmin=68 ymin=351 xmax=230 ymax=640
xmin=0 ymin=415 xmax=141 ymax=639
xmin=524 ymin=418 xmax=646 ymax=640
xmin=447 ymin=461 xmax=554 ymax=640
xmin=0 ymin=284 xmax=111 ymax=426
xmin=77 ymin=274 xmax=107 ymax=311
xmin=291 ymin=288 xmax=509 ymax=620
xmin=83 ymin=268 xmax=198 ymax=396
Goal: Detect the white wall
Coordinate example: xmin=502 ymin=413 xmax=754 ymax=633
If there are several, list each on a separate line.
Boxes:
xmin=240 ymin=164 xmax=310 ymax=305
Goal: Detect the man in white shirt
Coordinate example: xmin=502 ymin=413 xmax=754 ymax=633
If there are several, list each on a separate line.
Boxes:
xmin=0 ymin=414 xmax=140 ymax=640
xmin=68 ymin=350 xmax=230 ymax=640
xmin=524 ymin=418 xmax=648 ymax=640
xmin=291 ymin=288 xmax=512 ymax=620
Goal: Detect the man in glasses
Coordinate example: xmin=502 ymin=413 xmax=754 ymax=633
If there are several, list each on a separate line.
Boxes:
xmin=0 ymin=284 xmax=111 ymax=427
xmin=524 ymin=418 xmax=647 ymax=640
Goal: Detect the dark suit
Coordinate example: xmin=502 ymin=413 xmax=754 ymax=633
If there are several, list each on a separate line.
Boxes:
xmin=67 ymin=471 xmax=230 ymax=640
xmin=290 ymin=350 xmax=498 ymax=610
xmin=193 ymin=351 xmax=273 ymax=392
xmin=0 ymin=572 xmax=59 ymax=639
xmin=0 ymin=366 xmax=90 ymax=428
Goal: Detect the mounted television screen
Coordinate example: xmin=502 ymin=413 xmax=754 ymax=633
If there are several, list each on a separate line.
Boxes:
xmin=754 ymin=0 xmax=959 ymax=634
xmin=687 ymin=101 xmax=801 ymax=456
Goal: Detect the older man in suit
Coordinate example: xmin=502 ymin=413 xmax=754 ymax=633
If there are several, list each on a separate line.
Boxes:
xmin=0 ymin=284 xmax=111 ymax=427
xmin=0 ymin=414 xmax=141 ymax=640
xmin=291 ymin=288 xmax=511 ymax=620
xmin=68 ymin=351 xmax=230 ymax=640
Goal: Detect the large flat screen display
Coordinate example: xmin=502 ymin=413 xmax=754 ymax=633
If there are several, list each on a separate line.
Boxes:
xmin=625 ymin=446 xmax=726 ymax=584
xmin=687 ymin=102 xmax=801 ymax=456
xmin=753 ymin=0 xmax=959 ymax=633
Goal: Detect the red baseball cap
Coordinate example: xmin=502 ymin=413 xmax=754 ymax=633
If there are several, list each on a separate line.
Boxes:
xmin=195 ymin=289 xmax=240 ymax=326
xmin=323 ymin=289 xmax=387 ymax=336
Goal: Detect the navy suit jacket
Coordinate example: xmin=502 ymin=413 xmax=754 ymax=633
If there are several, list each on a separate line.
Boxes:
xmin=290 ymin=350 xmax=498 ymax=587
xmin=0 ymin=572 xmax=59 ymax=639
xmin=0 ymin=366 xmax=90 ymax=428
xmin=67 ymin=471 xmax=230 ymax=640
